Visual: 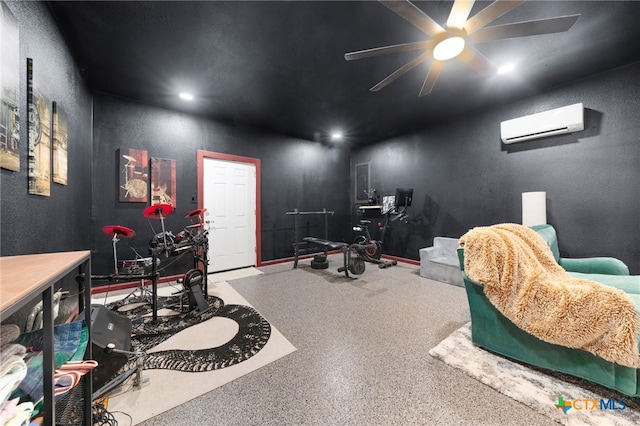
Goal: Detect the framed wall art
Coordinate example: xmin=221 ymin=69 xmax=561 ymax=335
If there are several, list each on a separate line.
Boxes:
xmin=118 ymin=148 xmax=148 ymax=202
xmin=52 ymin=102 xmax=68 ymax=185
xmin=0 ymin=2 xmax=20 ymax=172
xmin=27 ymin=58 xmax=51 ymax=196
xmin=150 ymin=157 xmax=176 ymax=207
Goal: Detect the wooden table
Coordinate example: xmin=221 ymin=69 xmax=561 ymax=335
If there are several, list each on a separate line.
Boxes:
xmin=0 ymin=251 xmax=91 ymax=426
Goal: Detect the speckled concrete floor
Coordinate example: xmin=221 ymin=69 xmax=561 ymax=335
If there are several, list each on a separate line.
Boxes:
xmin=138 ymin=256 xmax=558 ymax=426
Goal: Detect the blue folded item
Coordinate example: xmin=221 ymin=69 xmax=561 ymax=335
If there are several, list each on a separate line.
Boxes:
xmin=12 ymin=320 xmax=85 ymax=403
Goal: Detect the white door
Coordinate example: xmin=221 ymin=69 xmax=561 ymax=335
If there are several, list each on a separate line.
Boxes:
xmin=203 ymin=158 xmax=256 ymax=272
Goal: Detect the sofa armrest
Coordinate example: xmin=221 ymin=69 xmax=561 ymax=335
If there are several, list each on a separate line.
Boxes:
xmin=568 ymin=272 xmax=640 ymax=295
xmin=559 ymin=257 xmax=630 ymax=276
xmin=423 ymin=246 xmax=442 ymax=259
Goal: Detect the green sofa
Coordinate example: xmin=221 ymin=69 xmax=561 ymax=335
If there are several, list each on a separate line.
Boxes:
xmin=457 ymin=224 xmax=640 ymax=397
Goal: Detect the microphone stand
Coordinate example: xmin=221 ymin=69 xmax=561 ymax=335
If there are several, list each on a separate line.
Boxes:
xmin=111 ymin=233 xmax=120 ymax=275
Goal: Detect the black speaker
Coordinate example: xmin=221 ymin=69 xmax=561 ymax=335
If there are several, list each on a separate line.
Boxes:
xmin=90 ymin=304 xmax=132 ymax=390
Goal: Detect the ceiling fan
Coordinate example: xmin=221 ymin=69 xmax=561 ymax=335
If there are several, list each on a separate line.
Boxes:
xmin=345 ymin=0 xmax=579 ymax=96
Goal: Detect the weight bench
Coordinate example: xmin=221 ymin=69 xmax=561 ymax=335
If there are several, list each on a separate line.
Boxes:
xmin=303 ymin=237 xmax=347 ymax=251
xmin=298 ymin=237 xmax=369 ymax=279
xmin=287 ymin=208 xmax=365 ymax=278
xmin=293 ymin=236 xmax=347 ymax=268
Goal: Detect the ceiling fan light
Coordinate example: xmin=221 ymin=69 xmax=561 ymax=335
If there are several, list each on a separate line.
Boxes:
xmin=433 ymin=36 xmax=465 ymax=61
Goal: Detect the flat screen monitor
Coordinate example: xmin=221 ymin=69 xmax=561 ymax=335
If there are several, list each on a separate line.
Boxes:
xmin=394 ymin=188 xmax=413 ymax=209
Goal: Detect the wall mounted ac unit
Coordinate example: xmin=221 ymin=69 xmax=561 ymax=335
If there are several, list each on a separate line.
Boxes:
xmin=500 ymin=103 xmax=584 ymax=144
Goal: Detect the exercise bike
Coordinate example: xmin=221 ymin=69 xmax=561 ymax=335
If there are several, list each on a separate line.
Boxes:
xmin=352 ymin=214 xmax=397 ymax=268
xmin=353 ymin=187 xmax=413 ymax=268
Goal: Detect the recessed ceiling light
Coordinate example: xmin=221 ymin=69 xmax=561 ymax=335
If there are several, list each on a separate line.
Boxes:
xmin=497 ymin=64 xmax=515 ymax=74
xmin=179 ymin=92 xmax=194 ymax=101
xmin=330 ymin=132 xmax=343 ymax=141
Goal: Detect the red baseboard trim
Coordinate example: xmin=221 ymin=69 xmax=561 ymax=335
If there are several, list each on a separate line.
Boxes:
xmin=90 ymin=274 xmax=182 ymax=295
xmin=259 ymin=250 xmax=343 ymax=266
xmin=381 ymin=254 xmax=420 ymax=266
xmin=91 ymin=254 xmax=419 ymax=294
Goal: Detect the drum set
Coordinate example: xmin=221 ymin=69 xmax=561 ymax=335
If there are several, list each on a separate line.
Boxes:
xmin=147 ymin=205 xmax=208 ymax=259
xmin=99 ymin=203 xmax=211 ymax=320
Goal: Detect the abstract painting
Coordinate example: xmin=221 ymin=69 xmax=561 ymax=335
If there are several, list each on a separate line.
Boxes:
xmin=52 ymin=102 xmax=68 ymax=185
xmin=0 ymin=2 xmax=20 ymax=172
xmin=27 ymin=58 xmax=51 ymax=196
xmin=150 ymin=157 xmax=176 ymax=207
xmin=118 ymin=148 xmax=148 ymax=202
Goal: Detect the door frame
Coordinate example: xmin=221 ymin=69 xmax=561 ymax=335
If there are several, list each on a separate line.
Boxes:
xmin=197 ymin=150 xmax=262 ymax=267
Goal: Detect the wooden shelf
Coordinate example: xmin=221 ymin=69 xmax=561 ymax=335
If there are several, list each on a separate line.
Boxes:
xmin=0 ymin=251 xmax=90 ymax=316
xmin=0 ymin=251 xmax=92 ymax=426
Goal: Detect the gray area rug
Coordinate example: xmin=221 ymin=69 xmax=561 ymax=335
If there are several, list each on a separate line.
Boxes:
xmin=429 ymin=323 xmax=640 ymax=426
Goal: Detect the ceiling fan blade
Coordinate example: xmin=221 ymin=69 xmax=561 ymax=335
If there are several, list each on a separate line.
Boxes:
xmin=345 ymin=41 xmax=435 ymax=61
xmin=458 ymin=46 xmax=496 ymax=76
xmin=447 ymin=0 xmax=475 ymax=30
xmin=370 ymin=50 xmax=432 ymax=92
xmin=469 ymin=14 xmax=580 ymax=43
xmin=419 ymin=61 xmax=444 ymax=96
xmin=379 ymin=0 xmax=445 ymax=37
xmin=464 ymin=0 xmax=524 ymax=35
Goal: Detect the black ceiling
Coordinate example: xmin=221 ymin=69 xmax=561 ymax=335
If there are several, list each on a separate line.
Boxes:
xmin=47 ymin=1 xmax=640 ymax=147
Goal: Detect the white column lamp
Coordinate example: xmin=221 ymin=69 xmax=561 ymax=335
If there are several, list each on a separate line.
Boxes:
xmin=522 ymin=191 xmax=547 ymax=227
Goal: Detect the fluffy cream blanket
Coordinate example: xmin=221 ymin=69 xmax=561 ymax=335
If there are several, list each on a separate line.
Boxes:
xmin=460 ymin=223 xmax=640 ymax=368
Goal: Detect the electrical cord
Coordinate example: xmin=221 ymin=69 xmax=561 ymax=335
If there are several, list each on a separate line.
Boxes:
xmin=92 ymin=397 xmax=132 ymax=426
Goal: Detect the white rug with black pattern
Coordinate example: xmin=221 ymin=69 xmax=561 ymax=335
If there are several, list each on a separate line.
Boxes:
xmin=429 ymin=323 xmax=640 ymax=426
xmin=97 ymin=271 xmax=296 ymax=425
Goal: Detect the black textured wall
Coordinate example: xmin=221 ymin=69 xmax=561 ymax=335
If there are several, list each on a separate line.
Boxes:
xmin=3 ymin=3 xmax=638 ymax=280
xmin=91 ymin=94 xmax=351 ymax=275
xmin=0 ymin=2 xmax=93 ymax=257
xmin=352 ymin=61 xmax=640 ymax=274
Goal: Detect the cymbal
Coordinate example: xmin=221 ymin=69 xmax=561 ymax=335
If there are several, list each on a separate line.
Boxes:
xmin=143 ymin=203 xmax=175 ymax=219
xmin=102 ymin=225 xmax=136 ymax=238
xmin=185 ymin=208 xmax=206 ymax=218
xmin=122 ymin=155 xmax=137 ymax=162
